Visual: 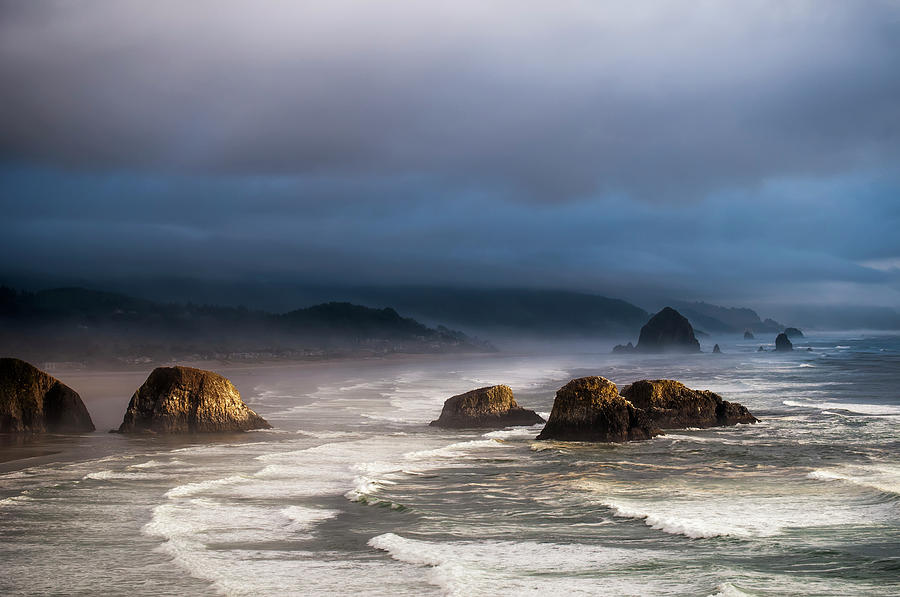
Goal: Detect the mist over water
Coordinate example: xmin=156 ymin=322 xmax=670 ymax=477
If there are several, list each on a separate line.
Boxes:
xmin=1 ymin=334 xmax=899 ymax=596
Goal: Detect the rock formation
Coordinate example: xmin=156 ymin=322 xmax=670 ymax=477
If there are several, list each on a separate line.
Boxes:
xmin=636 ymin=307 xmax=701 ymax=353
xmin=620 ymin=379 xmax=757 ymax=429
xmin=612 ymin=341 xmax=636 ymax=353
xmin=775 ymin=333 xmax=793 ymax=352
xmin=744 ymin=330 xmax=755 ymax=340
xmin=758 ymin=345 xmax=766 ymax=352
xmin=117 ymin=366 xmax=270 ymax=433
xmin=430 ymin=385 xmax=544 ymax=428
xmin=712 ymin=344 xmax=721 ymax=354
xmin=784 ymin=327 xmax=804 ymax=338
xmin=536 ymin=377 xmax=657 ymax=442
xmin=0 ymin=358 xmax=95 ymax=433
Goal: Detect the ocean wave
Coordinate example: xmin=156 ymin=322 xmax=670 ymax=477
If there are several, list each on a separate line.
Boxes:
xmin=602 ymin=500 xmax=753 ymax=539
xmin=708 ymin=582 xmax=753 ymax=597
xmin=280 ymin=505 xmax=341 ymax=531
xmin=368 ymin=532 xmax=670 ymax=596
xmin=164 ymin=474 xmax=249 ymax=498
xmin=129 ymin=459 xmax=187 ymax=469
xmin=404 ymin=439 xmax=506 ymax=461
xmin=782 ymin=400 xmax=900 ymax=416
xmin=807 ymin=465 xmax=900 ymax=495
xmin=0 ymin=494 xmax=34 ymax=507
xmin=481 ymin=427 xmax=543 ymax=440
xmin=83 ymin=470 xmax=168 ymax=481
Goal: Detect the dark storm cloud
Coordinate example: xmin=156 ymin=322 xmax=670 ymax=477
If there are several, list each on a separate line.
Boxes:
xmin=1 ymin=1 xmax=900 ymax=310
xmin=1 ymin=0 xmax=899 ymax=201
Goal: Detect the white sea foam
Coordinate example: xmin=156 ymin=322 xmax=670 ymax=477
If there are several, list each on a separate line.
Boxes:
xmin=783 ymin=400 xmax=900 ymax=416
xmin=164 ymin=475 xmax=249 ymax=498
xmin=129 ymin=459 xmax=186 ymax=469
xmin=576 ymin=477 xmax=894 ymax=540
xmin=0 ymin=494 xmax=34 ymax=507
xmin=404 ymin=439 xmax=506 ymax=461
xmin=807 ymin=465 xmax=900 ymax=495
xmin=83 ymin=470 xmax=168 ymax=481
xmin=481 ymin=426 xmax=543 ymax=440
xmin=368 ymin=532 xmax=671 ymax=596
xmin=708 ymin=582 xmax=753 ymax=597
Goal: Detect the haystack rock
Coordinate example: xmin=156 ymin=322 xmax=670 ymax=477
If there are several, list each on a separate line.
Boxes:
xmin=620 ymin=379 xmax=757 ymax=429
xmin=775 ymin=333 xmax=793 ymax=352
xmin=536 ymin=377 xmax=657 ymax=442
xmin=117 ymin=366 xmax=270 ymax=433
xmin=0 ymin=358 xmax=95 ymax=433
xmin=636 ymin=307 xmax=701 ymax=353
xmin=784 ymin=327 xmax=804 ymax=339
xmin=430 ymin=385 xmax=544 ymax=428
xmin=744 ymin=330 xmax=755 ymax=340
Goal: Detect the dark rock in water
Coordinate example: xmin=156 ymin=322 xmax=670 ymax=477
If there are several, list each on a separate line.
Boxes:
xmin=784 ymin=327 xmax=804 ymax=338
xmin=744 ymin=330 xmax=755 ymax=340
xmin=636 ymin=307 xmax=701 ymax=353
xmin=775 ymin=333 xmax=793 ymax=352
xmin=612 ymin=341 xmax=636 ymax=354
xmin=758 ymin=345 xmax=766 ymax=352
xmin=712 ymin=344 xmax=721 ymax=354
xmin=430 ymin=385 xmax=544 ymax=428
xmin=621 ymin=379 xmax=757 ymax=429
xmin=807 ymin=347 xmax=813 ymax=352
xmin=0 ymin=358 xmax=95 ymax=433
xmin=117 ymin=366 xmax=270 ymax=433
xmin=537 ymin=377 xmax=658 ymax=442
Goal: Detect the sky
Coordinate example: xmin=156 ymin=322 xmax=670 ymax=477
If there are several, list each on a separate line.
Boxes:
xmin=1 ymin=0 xmax=899 ymax=310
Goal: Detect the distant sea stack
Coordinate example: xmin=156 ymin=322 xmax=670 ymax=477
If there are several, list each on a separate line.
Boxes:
xmin=430 ymin=385 xmax=544 ymax=428
xmin=636 ymin=307 xmax=701 ymax=353
xmin=117 ymin=366 xmax=270 ymax=433
xmin=784 ymin=327 xmax=804 ymax=339
xmin=775 ymin=333 xmax=793 ymax=352
xmin=0 ymin=358 xmax=95 ymax=433
xmin=620 ymin=379 xmax=757 ymax=429
xmin=536 ymin=377 xmax=657 ymax=442
xmin=712 ymin=344 xmax=721 ymax=354
xmin=744 ymin=330 xmax=755 ymax=340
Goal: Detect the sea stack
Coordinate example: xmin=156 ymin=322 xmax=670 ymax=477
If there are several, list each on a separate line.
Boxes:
xmin=430 ymin=385 xmax=544 ymax=428
xmin=775 ymin=333 xmax=793 ymax=352
xmin=784 ymin=327 xmax=804 ymax=338
xmin=744 ymin=330 xmax=755 ymax=340
xmin=712 ymin=344 xmax=721 ymax=354
xmin=636 ymin=307 xmax=701 ymax=353
xmin=620 ymin=379 xmax=757 ymax=429
xmin=536 ymin=377 xmax=657 ymax=442
xmin=117 ymin=366 xmax=270 ymax=433
xmin=0 ymin=358 xmax=95 ymax=433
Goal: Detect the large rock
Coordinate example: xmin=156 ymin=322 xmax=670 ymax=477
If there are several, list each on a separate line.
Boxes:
xmin=636 ymin=307 xmax=701 ymax=353
xmin=430 ymin=385 xmax=544 ymax=428
xmin=536 ymin=377 xmax=657 ymax=442
xmin=775 ymin=333 xmax=793 ymax=352
xmin=118 ymin=366 xmax=270 ymax=433
xmin=620 ymin=379 xmax=757 ymax=429
xmin=0 ymin=358 xmax=94 ymax=433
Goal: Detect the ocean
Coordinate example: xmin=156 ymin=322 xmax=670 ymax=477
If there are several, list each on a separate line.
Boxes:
xmin=2 ymin=333 xmax=899 ymax=596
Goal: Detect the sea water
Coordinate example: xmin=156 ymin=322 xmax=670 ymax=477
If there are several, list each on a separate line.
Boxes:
xmin=1 ymin=334 xmax=899 ymax=596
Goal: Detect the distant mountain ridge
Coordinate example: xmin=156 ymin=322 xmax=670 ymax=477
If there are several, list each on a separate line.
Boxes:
xmin=315 ymin=287 xmax=651 ymax=337
xmin=665 ymin=300 xmax=783 ymax=334
xmin=0 ymin=286 xmax=489 ymax=364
